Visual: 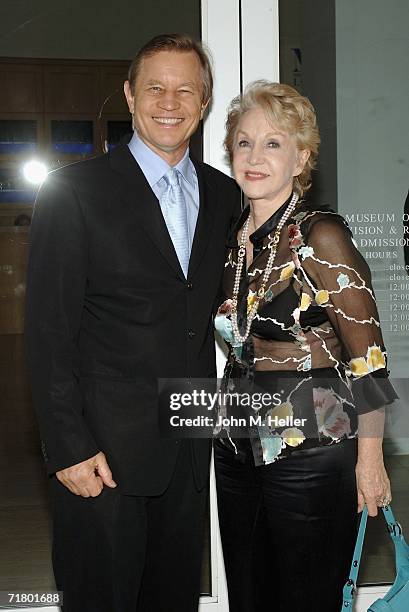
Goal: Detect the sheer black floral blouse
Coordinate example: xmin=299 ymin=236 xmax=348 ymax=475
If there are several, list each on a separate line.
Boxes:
xmin=215 ymin=194 xmax=397 ymax=466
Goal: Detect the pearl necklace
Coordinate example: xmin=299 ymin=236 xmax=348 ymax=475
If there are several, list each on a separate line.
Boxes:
xmin=231 ymin=192 xmax=299 ymax=344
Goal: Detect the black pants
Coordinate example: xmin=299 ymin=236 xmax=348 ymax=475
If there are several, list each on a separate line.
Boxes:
xmin=214 ymin=438 xmax=358 ymax=612
xmin=52 ymin=441 xmax=207 ymax=612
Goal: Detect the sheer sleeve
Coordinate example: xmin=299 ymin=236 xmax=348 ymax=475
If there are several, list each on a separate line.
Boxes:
xmin=300 ymin=214 xmax=398 ymax=414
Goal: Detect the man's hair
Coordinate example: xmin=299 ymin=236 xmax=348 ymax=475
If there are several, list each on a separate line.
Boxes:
xmin=127 ymin=33 xmax=213 ymax=104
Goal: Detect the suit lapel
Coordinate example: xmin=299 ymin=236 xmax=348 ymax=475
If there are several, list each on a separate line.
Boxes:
xmin=109 ymin=144 xmax=185 ymax=279
xmin=188 ymin=157 xmax=217 ymax=278
xmin=109 ymin=145 xmax=218 ymax=280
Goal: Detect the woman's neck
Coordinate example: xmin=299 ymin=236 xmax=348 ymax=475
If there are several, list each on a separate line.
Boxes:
xmin=249 ymin=190 xmax=293 ymax=231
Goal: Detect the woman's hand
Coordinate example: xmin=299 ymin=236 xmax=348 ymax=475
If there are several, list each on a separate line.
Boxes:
xmin=355 ymin=455 xmax=391 ymax=516
xmin=356 ymin=407 xmax=391 ymax=516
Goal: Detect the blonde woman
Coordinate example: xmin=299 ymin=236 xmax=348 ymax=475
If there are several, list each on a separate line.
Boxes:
xmin=214 ymin=81 xmax=396 ymax=612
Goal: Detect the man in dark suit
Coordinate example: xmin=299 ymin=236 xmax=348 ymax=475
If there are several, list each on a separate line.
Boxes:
xmin=25 ymin=34 xmax=240 ymax=612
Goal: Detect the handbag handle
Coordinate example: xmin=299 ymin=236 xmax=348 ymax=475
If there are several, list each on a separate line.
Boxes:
xmin=342 ymin=505 xmax=401 ymax=608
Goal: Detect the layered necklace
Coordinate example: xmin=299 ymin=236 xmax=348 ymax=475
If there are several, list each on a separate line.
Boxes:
xmin=231 ymin=192 xmax=299 ymax=344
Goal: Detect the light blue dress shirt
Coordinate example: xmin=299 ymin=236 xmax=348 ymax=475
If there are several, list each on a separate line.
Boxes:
xmin=128 ymin=131 xmax=199 ymax=258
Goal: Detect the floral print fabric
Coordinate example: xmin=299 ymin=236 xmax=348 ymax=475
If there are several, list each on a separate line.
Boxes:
xmin=215 ymin=198 xmax=397 ymax=466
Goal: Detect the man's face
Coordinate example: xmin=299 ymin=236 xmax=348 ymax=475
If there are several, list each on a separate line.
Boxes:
xmin=124 ymin=50 xmax=207 ymax=165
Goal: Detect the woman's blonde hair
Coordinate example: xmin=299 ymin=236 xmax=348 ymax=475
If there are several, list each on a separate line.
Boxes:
xmin=224 ymin=81 xmax=320 ymax=197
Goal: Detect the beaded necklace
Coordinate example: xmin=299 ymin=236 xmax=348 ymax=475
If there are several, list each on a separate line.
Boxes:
xmin=231 ymin=192 xmax=299 ymax=344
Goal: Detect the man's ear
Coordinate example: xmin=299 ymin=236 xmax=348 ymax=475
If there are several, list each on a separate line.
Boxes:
xmin=124 ymin=80 xmax=134 ymax=114
xmin=200 ymin=98 xmax=211 ymax=119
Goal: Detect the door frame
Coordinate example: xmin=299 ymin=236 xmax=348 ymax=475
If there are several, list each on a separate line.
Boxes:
xmin=199 ymin=1 xmax=278 ymax=610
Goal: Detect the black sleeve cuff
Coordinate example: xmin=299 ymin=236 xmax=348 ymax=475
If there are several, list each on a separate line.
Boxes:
xmin=351 ymin=368 xmax=398 ymax=415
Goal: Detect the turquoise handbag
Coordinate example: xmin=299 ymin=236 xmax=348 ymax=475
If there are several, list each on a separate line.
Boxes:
xmin=341 ymin=505 xmax=409 ymax=610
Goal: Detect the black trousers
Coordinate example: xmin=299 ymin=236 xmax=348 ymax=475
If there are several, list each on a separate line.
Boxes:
xmin=214 ymin=438 xmax=359 ymax=612
xmin=51 ymin=441 xmax=207 ymax=612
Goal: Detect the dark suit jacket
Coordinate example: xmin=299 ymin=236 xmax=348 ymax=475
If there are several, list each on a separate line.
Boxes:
xmin=25 ymin=143 xmax=240 ymax=495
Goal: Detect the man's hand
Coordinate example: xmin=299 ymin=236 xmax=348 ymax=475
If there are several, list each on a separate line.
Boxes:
xmin=56 ymin=452 xmax=117 ymax=497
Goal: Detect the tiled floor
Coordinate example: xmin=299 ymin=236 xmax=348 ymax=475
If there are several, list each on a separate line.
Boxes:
xmin=0 ymin=334 xmax=407 ymax=596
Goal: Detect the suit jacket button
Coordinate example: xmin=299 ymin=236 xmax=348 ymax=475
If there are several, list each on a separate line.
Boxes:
xmin=187 ymin=282 xmax=193 ymax=290
xmin=188 ymin=329 xmax=196 ymax=339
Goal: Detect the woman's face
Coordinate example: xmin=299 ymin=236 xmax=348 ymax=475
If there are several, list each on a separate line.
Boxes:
xmin=232 ymin=106 xmax=309 ymax=208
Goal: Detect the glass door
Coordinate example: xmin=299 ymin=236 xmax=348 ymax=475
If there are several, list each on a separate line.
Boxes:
xmin=279 ymin=1 xmax=409 ymax=608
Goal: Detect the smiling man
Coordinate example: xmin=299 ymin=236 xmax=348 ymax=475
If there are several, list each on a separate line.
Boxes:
xmin=124 ymin=48 xmax=208 ymax=164
xmin=25 ymin=34 xmax=240 ymax=612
